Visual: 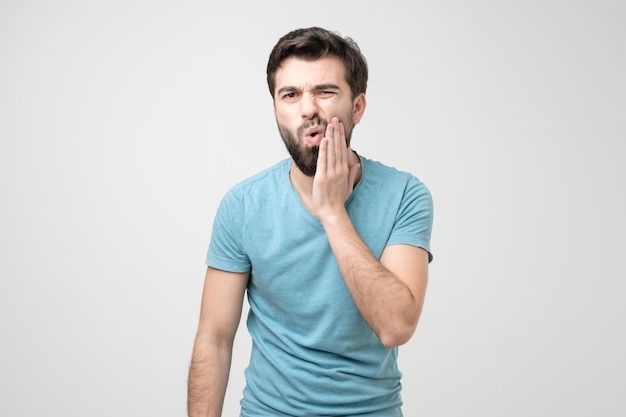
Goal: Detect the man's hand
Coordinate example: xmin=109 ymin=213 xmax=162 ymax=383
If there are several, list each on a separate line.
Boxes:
xmin=312 ymin=117 xmax=360 ymax=220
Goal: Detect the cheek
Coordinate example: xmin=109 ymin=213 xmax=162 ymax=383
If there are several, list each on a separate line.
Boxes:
xmin=318 ymin=102 xmax=336 ymax=116
xmin=274 ymin=114 xmax=291 ymax=130
xmin=275 ymin=106 xmax=299 ymax=123
xmin=321 ymin=101 xmax=351 ymax=120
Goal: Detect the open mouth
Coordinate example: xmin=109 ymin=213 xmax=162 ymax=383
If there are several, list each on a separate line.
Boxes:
xmin=304 ymin=125 xmax=324 ymax=138
xmin=304 ymin=127 xmax=324 ymax=145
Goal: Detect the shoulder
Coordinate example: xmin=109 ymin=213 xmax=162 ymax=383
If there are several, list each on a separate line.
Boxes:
xmin=223 ymin=158 xmax=290 ymax=201
xmin=359 ymin=154 xmax=430 ymax=194
xmin=212 ymin=158 xmax=291 ymax=231
xmin=357 ymin=155 xmax=433 ymax=219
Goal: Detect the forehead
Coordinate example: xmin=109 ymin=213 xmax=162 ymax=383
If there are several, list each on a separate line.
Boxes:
xmin=274 ymin=55 xmax=347 ymax=90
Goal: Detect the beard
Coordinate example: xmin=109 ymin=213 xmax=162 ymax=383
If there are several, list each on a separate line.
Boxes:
xmin=278 ymin=116 xmax=353 ymax=177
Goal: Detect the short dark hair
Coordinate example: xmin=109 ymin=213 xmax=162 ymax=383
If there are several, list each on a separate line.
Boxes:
xmin=266 ymin=27 xmax=368 ymax=100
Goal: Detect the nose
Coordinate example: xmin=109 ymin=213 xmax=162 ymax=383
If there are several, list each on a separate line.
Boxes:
xmin=300 ymin=94 xmax=319 ymax=120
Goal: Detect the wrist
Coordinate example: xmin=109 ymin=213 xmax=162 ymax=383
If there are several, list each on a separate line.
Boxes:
xmin=317 ymin=205 xmax=349 ymax=226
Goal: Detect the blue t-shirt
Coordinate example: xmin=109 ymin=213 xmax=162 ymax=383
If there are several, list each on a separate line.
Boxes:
xmin=206 ymin=155 xmax=433 ymax=417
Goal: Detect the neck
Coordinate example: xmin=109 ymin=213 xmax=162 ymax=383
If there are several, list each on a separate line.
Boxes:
xmin=289 ymin=162 xmax=315 ymax=199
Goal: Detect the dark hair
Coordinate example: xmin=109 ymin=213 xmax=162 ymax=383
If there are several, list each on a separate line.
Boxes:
xmin=266 ymin=27 xmax=368 ymax=100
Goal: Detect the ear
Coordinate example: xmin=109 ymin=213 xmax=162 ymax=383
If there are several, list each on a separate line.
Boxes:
xmin=352 ymin=93 xmax=367 ymax=124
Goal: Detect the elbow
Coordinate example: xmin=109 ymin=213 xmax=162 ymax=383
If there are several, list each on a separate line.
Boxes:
xmin=379 ymin=324 xmax=417 ymax=348
xmin=378 ymin=307 xmax=423 ymax=348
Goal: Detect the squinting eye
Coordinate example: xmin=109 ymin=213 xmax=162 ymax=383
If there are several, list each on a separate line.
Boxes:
xmin=318 ymin=91 xmax=337 ymax=98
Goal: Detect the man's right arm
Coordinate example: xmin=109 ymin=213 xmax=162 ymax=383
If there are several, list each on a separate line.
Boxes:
xmin=188 ymin=267 xmax=249 ymax=417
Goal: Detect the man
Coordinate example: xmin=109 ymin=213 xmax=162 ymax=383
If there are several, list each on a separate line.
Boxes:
xmin=188 ymin=27 xmax=434 ymax=417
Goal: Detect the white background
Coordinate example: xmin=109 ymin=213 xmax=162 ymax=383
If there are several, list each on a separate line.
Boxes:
xmin=1 ymin=1 xmax=624 ymax=416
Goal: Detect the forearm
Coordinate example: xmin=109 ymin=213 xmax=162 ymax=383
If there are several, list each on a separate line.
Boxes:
xmin=187 ymin=337 xmax=233 ymax=417
xmin=320 ymin=210 xmax=421 ymax=347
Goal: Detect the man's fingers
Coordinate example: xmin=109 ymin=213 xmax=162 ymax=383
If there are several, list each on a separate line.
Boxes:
xmin=334 ymin=119 xmax=343 ymax=167
xmin=326 ymin=121 xmax=336 ymax=169
xmin=317 ymin=136 xmax=328 ymax=173
xmin=318 ymin=117 xmax=350 ymax=177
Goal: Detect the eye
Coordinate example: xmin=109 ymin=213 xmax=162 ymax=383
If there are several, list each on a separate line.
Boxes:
xmin=319 ymin=90 xmax=337 ymax=98
xmin=282 ymin=92 xmax=300 ymax=101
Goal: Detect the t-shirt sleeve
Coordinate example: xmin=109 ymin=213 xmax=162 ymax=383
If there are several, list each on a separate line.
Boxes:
xmin=205 ymin=188 xmax=251 ymax=272
xmin=386 ymin=176 xmax=434 ymax=263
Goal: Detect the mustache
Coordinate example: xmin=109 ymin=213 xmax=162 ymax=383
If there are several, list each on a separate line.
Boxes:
xmin=297 ymin=117 xmax=328 ymax=136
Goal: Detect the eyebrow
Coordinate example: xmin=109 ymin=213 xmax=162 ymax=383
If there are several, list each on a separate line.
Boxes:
xmin=277 ymin=83 xmax=342 ymax=95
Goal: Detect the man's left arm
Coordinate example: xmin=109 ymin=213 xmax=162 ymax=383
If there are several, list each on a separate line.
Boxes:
xmin=313 ymin=118 xmax=429 ymax=348
xmin=320 ymin=210 xmax=429 ymax=348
